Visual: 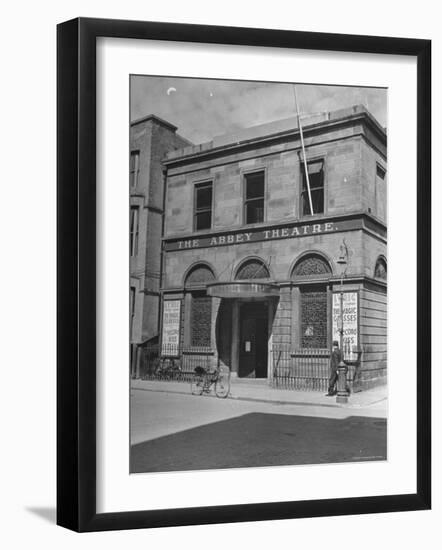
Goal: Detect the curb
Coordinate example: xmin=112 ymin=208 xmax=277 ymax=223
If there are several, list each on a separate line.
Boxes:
xmin=131 ymin=384 xmax=386 ymax=410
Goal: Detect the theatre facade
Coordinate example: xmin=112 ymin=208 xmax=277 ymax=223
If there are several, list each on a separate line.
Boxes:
xmin=159 ymin=105 xmax=387 ymax=391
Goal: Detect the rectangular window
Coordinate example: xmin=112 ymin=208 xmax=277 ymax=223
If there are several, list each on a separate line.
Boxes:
xmin=191 ymin=292 xmax=212 ymax=347
xmin=301 ymin=160 xmax=324 ymax=215
xmin=376 ymin=164 xmax=386 ymax=181
xmin=375 ymin=163 xmax=387 ymax=220
xmin=244 ymin=171 xmax=265 ymax=224
xmin=130 ymin=206 xmax=139 ymax=256
xmin=130 ymin=151 xmax=140 ymax=188
xmin=130 ymin=286 xmax=136 ymax=337
xmin=194 ymin=181 xmax=213 ymax=231
xmin=130 ymin=287 xmax=136 ymax=318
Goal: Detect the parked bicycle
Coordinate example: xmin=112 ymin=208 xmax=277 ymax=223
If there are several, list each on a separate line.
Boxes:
xmin=154 ymin=356 xmax=182 ymax=380
xmin=191 ymin=364 xmax=230 ymax=398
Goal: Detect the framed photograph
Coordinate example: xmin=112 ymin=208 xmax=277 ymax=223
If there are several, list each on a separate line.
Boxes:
xmin=57 ymin=17 xmax=431 ymax=532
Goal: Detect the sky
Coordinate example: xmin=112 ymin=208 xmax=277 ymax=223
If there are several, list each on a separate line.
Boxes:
xmin=130 ymin=76 xmax=387 ymax=145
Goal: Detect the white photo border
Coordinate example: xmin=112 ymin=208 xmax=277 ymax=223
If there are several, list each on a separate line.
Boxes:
xmin=96 ymin=37 xmax=417 ymax=514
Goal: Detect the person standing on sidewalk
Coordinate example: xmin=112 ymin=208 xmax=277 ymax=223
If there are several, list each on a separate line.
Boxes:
xmin=326 ymin=340 xmax=341 ymax=396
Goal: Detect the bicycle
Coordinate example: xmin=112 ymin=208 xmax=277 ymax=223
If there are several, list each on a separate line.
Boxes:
xmin=190 ymin=364 xmax=230 ymax=398
xmin=155 ymin=356 xmax=182 ymax=381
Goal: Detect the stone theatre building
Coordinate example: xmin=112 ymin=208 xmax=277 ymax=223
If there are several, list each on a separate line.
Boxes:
xmin=140 ymin=105 xmax=387 ymax=390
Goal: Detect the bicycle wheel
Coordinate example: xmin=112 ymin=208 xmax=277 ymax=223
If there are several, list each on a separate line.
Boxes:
xmin=215 ymin=372 xmax=230 ymax=398
xmin=191 ymin=375 xmax=204 ymax=395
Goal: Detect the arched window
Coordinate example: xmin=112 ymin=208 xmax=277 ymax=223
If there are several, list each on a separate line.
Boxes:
xmin=291 ymin=254 xmax=331 ymax=349
xmin=235 ymin=259 xmax=270 ymax=280
xmin=292 ymin=254 xmax=332 ymax=278
xmin=374 ymin=257 xmax=387 ymax=280
xmin=184 ymin=264 xmax=215 ymax=347
xmin=184 ymin=264 xmax=215 ymax=287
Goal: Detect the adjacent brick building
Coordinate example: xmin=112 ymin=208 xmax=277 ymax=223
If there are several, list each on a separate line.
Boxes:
xmin=129 ymin=115 xmax=190 ymax=377
xmin=158 ymin=105 xmax=388 ymax=390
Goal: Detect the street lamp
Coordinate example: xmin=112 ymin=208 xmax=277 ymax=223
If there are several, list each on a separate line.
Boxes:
xmin=336 ymin=240 xmax=349 ymax=404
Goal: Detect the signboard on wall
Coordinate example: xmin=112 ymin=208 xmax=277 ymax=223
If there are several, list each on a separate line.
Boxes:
xmin=163 ymin=217 xmax=374 ymax=252
xmin=161 ymin=300 xmax=181 ymax=355
xmin=332 ymin=291 xmax=358 ymax=360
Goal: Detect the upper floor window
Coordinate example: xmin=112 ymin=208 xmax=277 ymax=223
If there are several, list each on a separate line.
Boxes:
xmin=130 ymin=206 xmax=139 ymax=256
xmin=194 ymin=181 xmax=213 ymax=231
xmin=376 ymin=164 xmax=386 ymax=182
xmin=301 ymin=160 xmax=324 ymax=216
xmin=244 ymin=171 xmax=265 ymax=225
xmin=130 ymin=286 xmax=136 ymax=337
xmin=130 ymin=151 xmax=140 ymax=188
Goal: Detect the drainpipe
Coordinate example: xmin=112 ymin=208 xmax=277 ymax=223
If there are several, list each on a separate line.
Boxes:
xmin=158 ymin=165 xmax=168 ymax=350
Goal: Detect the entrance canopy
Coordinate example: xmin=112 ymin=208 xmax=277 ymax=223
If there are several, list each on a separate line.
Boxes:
xmin=206 ymin=281 xmax=279 ymax=299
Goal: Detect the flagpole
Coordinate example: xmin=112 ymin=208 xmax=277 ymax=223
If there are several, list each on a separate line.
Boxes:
xmin=293 ymin=85 xmax=314 ymax=216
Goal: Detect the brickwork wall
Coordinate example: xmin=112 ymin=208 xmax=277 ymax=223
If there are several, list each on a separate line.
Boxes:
xmin=164 ymin=117 xmax=385 ymax=238
xmin=359 ymin=287 xmax=387 ymax=388
xmin=272 ymin=287 xmax=292 ymax=347
xmin=361 ymin=232 xmax=387 ymax=279
xmin=361 ymin=138 xmax=387 ymax=224
xmin=130 ymin=117 xmax=190 ymax=343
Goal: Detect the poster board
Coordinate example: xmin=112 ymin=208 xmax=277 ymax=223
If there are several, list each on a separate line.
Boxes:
xmin=332 ymin=291 xmax=359 ymax=360
xmin=161 ymin=299 xmax=181 ymax=355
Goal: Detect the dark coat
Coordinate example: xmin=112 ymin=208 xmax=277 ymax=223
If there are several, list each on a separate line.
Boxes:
xmin=330 ymin=348 xmax=341 ymax=371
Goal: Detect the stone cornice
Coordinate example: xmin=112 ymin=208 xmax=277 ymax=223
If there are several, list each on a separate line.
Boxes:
xmin=163 ymin=109 xmax=386 ymax=168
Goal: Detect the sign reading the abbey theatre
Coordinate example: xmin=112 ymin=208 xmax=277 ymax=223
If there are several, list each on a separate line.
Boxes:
xmin=164 ymin=217 xmax=364 ymax=252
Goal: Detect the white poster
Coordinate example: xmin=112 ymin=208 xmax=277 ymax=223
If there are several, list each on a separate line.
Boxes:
xmin=332 ymin=292 xmax=358 ymax=359
xmin=161 ymin=300 xmax=181 ymax=355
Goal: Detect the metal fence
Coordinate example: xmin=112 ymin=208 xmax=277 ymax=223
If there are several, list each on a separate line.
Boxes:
xmin=270 ymin=346 xmax=361 ymax=392
xmin=271 ymin=347 xmax=330 ymax=391
xmin=138 ymin=344 xmax=214 ymax=383
xmin=137 ymin=343 xmax=361 ymax=392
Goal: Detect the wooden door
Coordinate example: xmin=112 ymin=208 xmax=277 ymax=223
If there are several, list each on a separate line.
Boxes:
xmin=239 ymin=303 xmax=268 ymax=378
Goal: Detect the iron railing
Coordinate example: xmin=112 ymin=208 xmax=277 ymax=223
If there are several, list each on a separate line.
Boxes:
xmin=271 ymin=346 xmax=361 ymax=392
xmin=138 ymin=344 xmax=214 ymax=383
xmin=271 ymin=347 xmax=330 ymax=391
xmin=137 ymin=343 xmax=362 ymax=392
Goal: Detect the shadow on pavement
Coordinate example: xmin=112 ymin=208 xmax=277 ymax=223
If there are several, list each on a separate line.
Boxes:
xmin=131 ymin=412 xmax=386 ymax=474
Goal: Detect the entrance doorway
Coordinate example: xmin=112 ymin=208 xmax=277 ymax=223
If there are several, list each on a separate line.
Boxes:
xmin=239 ymin=302 xmax=268 ymax=378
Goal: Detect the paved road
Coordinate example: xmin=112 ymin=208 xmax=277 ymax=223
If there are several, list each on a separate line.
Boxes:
xmin=130 ymin=388 xmax=387 ymax=473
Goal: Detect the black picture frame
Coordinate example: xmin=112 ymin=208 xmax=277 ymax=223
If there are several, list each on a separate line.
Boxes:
xmin=57 ymin=17 xmax=431 ymax=532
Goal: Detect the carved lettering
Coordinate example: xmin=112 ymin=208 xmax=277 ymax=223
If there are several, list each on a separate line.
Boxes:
xmin=167 ymin=220 xmax=353 ymax=251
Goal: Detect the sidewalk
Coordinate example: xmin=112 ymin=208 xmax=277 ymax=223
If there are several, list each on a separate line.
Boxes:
xmin=131 ymin=378 xmax=388 ymax=410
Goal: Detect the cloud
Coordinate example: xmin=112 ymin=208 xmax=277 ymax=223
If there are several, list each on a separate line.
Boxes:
xmin=131 ymin=76 xmax=387 ymax=144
